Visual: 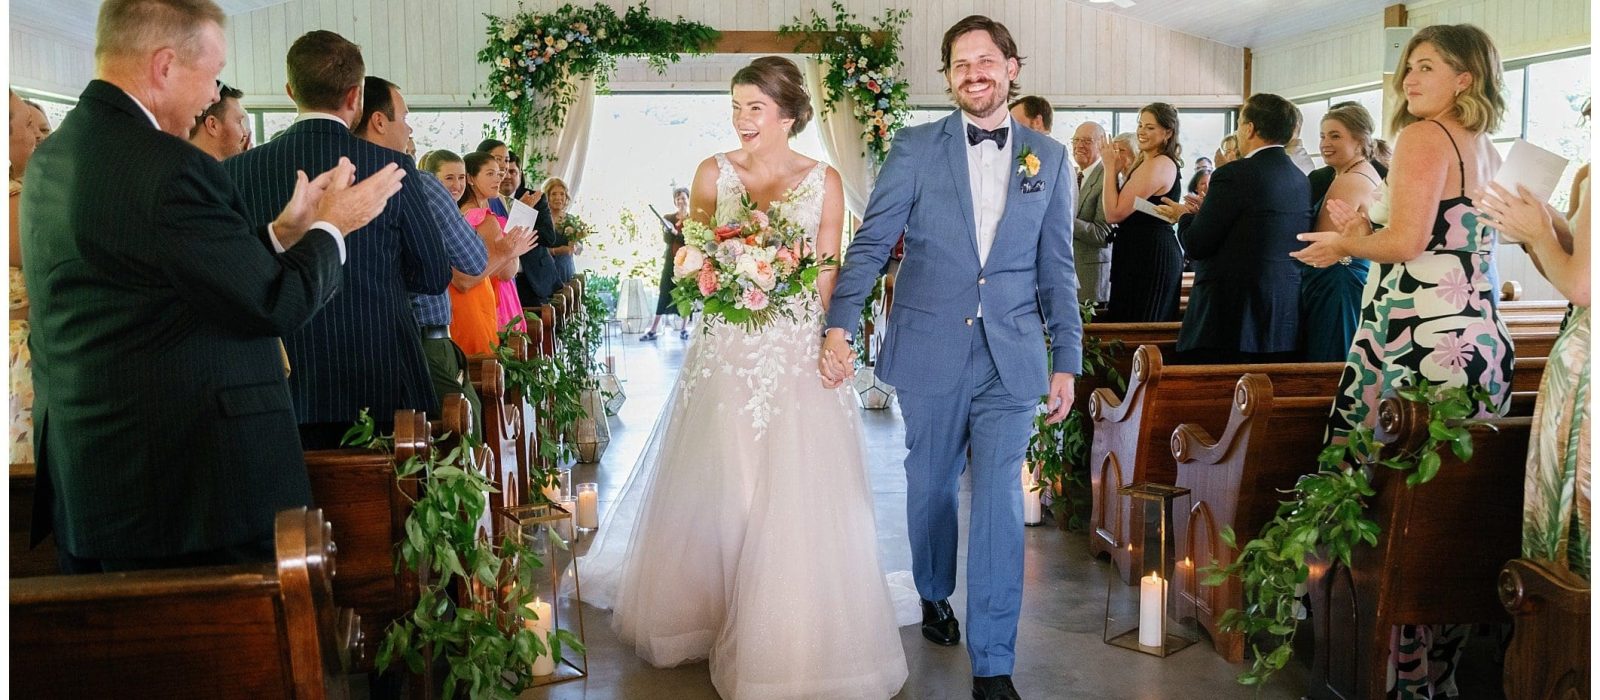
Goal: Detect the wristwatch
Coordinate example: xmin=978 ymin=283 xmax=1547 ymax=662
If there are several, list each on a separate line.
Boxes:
xmin=822 ymin=328 xmax=855 ymax=344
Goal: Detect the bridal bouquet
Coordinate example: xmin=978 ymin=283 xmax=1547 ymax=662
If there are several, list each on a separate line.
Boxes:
xmin=669 ymin=195 xmax=822 ymax=330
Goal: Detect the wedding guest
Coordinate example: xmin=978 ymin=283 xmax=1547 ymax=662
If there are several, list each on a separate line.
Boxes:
xmin=542 ymin=176 xmax=578 ymax=282
xmin=1008 ymin=95 xmax=1052 ymax=135
xmin=1286 ymin=137 xmax=1316 ymax=174
xmin=1194 ymin=155 xmax=1214 ymax=172
xmin=188 ymin=82 xmax=249 ymax=160
xmin=642 ymin=186 xmax=691 ymax=341
xmin=1298 ymin=103 xmax=1384 ymax=361
xmin=456 ymin=151 xmax=536 ymax=352
xmin=1070 ymin=121 xmax=1113 ymax=305
xmin=1187 ymin=169 xmax=1210 ymax=197
xmin=1477 ymin=110 xmax=1590 ymax=583
xmin=500 ymin=155 xmax=523 ymax=202
xmin=1161 ymin=93 xmax=1309 ymax=364
xmin=1110 ymin=132 xmax=1137 ymax=181
xmin=25 ymin=0 xmax=403 ymax=572
xmin=1294 ymin=25 xmax=1513 ymax=697
xmin=1214 ymin=132 xmax=1240 ymax=168
xmin=23 ymin=99 xmax=51 ymax=141
xmin=10 ymin=90 xmax=43 ymax=466
xmin=479 ymin=139 xmax=561 ymax=307
xmin=1101 ymin=103 xmax=1183 ymax=322
xmin=353 ymin=77 xmax=491 ymax=438
xmin=225 ymin=30 xmax=455 ymax=448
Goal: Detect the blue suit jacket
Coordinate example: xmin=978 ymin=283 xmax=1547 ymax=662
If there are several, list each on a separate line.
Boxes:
xmin=827 ymin=112 xmax=1083 ymax=399
xmin=224 ymin=117 xmax=456 ymax=424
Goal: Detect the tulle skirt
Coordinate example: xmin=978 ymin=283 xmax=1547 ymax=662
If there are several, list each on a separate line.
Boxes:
xmin=577 ymin=299 xmax=915 ymax=700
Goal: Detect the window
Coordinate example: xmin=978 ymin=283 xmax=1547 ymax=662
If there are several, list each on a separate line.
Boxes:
xmin=408 ymin=111 xmax=502 ymax=156
xmin=1501 ymin=52 xmax=1590 ymax=213
xmin=574 ymin=93 xmax=833 ymax=282
xmin=259 ymin=112 xmax=299 ymax=143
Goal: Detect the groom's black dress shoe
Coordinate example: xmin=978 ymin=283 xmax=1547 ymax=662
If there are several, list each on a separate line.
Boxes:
xmin=972 ymin=675 xmax=1021 ymax=700
xmin=920 ymin=598 xmax=960 ymax=646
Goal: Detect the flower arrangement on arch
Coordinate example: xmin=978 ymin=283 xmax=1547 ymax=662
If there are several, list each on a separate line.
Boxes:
xmin=669 ymin=196 xmax=823 ymax=331
xmin=478 ymin=3 xmax=718 ymax=165
xmin=780 ymin=2 xmax=913 ymax=163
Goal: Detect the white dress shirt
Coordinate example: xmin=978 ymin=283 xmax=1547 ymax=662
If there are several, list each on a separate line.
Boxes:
xmin=962 ymin=112 xmax=1013 ymax=268
xmin=1243 ymin=144 xmax=1285 ymax=159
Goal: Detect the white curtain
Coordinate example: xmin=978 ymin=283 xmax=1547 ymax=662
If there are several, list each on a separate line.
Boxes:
xmin=804 ymin=59 xmax=875 ymax=218
xmin=524 ymin=75 xmax=596 ymax=193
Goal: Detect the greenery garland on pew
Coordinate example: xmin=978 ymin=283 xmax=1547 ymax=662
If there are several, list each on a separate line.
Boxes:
xmin=478 ymin=3 xmax=719 ymax=168
xmin=1202 ymin=381 xmax=1489 ymax=686
xmin=779 ymin=2 xmax=913 ymax=163
xmin=496 ymin=315 xmax=580 ymax=497
xmin=341 ymin=411 xmax=581 ymax=699
xmin=1031 ymin=301 xmax=1124 ymax=530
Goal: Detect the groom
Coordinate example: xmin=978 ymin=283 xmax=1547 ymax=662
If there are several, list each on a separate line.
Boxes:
xmin=820 ymin=15 xmax=1081 ymax=700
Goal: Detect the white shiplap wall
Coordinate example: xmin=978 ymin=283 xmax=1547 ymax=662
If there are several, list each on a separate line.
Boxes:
xmin=213 ymin=0 xmax=1244 ymax=109
xmin=10 ymin=24 xmax=96 ymax=99
xmin=1252 ymin=0 xmax=1591 ymax=100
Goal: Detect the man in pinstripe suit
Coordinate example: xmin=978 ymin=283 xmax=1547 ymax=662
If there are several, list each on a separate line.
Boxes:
xmin=24 ymin=0 xmax=404 ymax=572
xmin=226 ymin=30 xmax=458 ymax=448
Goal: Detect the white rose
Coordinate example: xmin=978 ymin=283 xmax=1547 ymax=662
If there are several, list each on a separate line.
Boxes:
xmin=673 ymin=246 xmax=705 ymax=279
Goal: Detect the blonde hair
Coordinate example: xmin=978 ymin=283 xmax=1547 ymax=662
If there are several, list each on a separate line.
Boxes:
xmin=95 ymin=0 xmax=225 ymax=63
xmin=541 ymin=177 xmax=569 ymax=196
xmin=1388 ymin=24 xmax=1505 ymax=136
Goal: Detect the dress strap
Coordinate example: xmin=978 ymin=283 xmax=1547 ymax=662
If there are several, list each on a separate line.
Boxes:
xmin=1428 ymin=120 xmax=1467 ymax=197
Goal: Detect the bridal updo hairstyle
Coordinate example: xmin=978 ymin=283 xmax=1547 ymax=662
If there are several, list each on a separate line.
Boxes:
xmin=731 ymin=56 xmax=813 ymax=136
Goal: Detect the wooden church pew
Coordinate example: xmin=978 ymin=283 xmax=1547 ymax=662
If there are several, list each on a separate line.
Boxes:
xmin=1303 ymin=396 xmax=1533 ymax=700
xmin=1171 ymin=358 xmax=1546 ymax=662
xmin=469 ymin=356 xmax=527 ymax=509
xmin=1087 ymin=345 xmax=1344 ymax=583
xmin=11 ymin=507 xmax=358 ymax=699
xmin=1499 ymin=558 xmax=1591 ymax=700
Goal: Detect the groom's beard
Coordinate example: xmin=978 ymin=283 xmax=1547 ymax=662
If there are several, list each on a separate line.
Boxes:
xmin=954 ymin=79 xmax=1007 ymax=121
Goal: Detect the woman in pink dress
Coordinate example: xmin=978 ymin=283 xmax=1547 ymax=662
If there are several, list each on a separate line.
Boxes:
xmin=458 ymin=151 xmax=532 ymax=336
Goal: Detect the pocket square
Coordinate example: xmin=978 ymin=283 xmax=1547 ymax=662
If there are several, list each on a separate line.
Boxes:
xmin=1020 ymin=179 xmax=1045 ymax=194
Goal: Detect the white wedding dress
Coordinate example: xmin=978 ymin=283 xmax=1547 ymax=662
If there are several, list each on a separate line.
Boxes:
xmin=577 ymin=153 xmax=916 ymax=700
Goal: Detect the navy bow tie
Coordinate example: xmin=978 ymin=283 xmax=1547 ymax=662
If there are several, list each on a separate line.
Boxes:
xmin=966 ymin=123 xmax=1009 ymax=148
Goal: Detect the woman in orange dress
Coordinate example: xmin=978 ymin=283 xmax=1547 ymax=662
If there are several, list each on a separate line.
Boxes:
xmin=421 ymin=150 xmax=534 ymax=356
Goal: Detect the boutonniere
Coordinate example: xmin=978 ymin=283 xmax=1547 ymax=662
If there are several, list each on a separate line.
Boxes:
xmin=1016 ymin=145 xmax=1041 ymax=178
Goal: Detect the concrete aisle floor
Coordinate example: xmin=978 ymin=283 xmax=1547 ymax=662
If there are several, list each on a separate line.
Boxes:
xmin=527 ymin=327 xmax=1310 ymax=700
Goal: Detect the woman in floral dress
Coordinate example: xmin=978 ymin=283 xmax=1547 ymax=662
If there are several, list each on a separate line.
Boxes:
xmin=1478 ymin=115 xmax=1590 ymax=581
xmin=10 ymin=90 xmax=45 ymax=465
xmin=1294 ymin=24 xmax=1512 ymax=699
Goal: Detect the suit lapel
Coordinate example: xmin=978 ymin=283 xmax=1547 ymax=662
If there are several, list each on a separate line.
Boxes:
xmin=987 ymin=129 xmax=1029 ymax=271
xmin=941 ymin=114 xmax=981 ymax=264
xmin=1079 ymin=163 xmax=1103 ymax=212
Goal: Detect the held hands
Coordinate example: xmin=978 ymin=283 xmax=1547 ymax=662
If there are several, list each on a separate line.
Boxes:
xmin=1474 ymin=182 xmax=1555 ymax=247
xmin=817 ymin=328 xmax=856 ymax=389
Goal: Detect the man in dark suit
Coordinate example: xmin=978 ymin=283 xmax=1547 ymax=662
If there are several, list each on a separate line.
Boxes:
xmin=1160 ymin=93 xmax=1311 ymax=364
xmin=226 ymin=30 xmax=455 ymax=448
xmin=23 ymin=0 xmax=403 ymax=572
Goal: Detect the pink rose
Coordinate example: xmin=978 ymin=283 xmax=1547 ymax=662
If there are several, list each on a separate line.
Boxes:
xmin=673 ymin=246 xmax=705 ymax=279
xmin=750 ymin=209 xmax=770 ymax=230
xmin=697 ymin=265 xmax=720 ymax=296
xmin=740 ymin=287 xmax=769 ymax=311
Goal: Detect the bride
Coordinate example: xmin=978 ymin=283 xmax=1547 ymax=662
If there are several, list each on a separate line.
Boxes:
xmin=576 ymin=56 xmax=914 ymax=699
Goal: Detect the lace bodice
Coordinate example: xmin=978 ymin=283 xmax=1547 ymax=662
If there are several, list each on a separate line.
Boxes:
xmin=679 ymin=154 xmax=848 ymax=438
xmin=712 ymin=153 xmax=827 ymax=245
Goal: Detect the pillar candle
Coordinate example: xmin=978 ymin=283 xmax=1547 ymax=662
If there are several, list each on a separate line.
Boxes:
xmin=576 ymin=483 xmax=599 ymax=529
xmin=1139 ymin=573 xmax=1166 ymax=648
xmin=526 ymin=597 xmax=555 ymax=676
xmin=1023 ymin=481 xmax=1043 ymax=525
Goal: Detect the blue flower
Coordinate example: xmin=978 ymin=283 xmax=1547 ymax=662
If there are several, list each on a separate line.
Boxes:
xmin=877 ymin=98 xmax=889 ymax=108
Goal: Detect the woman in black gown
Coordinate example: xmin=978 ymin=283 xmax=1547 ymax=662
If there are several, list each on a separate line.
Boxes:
xmin=1101 ymin=103 xmax=1185 ymax=322
xmin=642 ymin=187 xmax=691 ymax=341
